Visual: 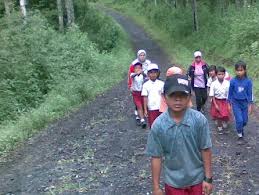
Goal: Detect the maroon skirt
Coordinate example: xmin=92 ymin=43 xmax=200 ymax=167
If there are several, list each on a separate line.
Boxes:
xmin=210 ymin=98 xmax=230 ymax=121
xmin=148 ymin=110 xmax=161 ymax=128
xmin=132 ymin=91 xmax=144 ymax=109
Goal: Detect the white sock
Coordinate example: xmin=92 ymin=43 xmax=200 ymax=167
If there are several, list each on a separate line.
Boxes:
xmin=136 ymin=116 xmax=140 ymax=120
xmin=140 ymin=118 xmax=145 ymax=122
xmin=134 ymin=110 xmax=138 ymax=116
xmin=238 ymin=133 xmax=243 ymax=138
xmin=218 ymin=126 xmax=223 ymax=131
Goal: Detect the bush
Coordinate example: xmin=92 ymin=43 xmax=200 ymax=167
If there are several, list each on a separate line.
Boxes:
xmin=0 ymin=9 xmax=132 ymax=155
xmin=75 ymin=1 xmax=120 ymax=52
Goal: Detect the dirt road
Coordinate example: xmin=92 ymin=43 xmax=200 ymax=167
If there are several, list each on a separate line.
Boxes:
xmin=0 ymin=9 xmax=259 ymax=195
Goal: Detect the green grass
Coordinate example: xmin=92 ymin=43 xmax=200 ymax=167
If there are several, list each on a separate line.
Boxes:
xmin=0 ymin=13 xmax=133 ymax=157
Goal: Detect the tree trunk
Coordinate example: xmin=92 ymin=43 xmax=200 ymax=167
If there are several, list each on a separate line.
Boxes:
xmin=57 ymin=0 xmax=64 ymax=32
xmin=4 ymin=0 xmax=12 ymax=16
xmin=20 ymin=0 xmax=27 ymax=18
xmin=65 ymin=0 xmax=75 ymax=27
xmin=191 ymin=0 xmax=198 ymax=31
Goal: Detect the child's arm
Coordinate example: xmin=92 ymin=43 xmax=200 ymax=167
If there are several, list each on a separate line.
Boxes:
xmin=201 ymin=148 xmax=213 ymax=195
xmin=247 ymin=79 xmax=253 ymax=115
xmin=130 ymin=73 xmax=138 ymax=78
xmin=151 ymin=157 xmax=163 ymax=195
xmin=143 ymin=96 xmax=148 ymax=117
xmin=212 ymin=97 xmax=219 ymax=111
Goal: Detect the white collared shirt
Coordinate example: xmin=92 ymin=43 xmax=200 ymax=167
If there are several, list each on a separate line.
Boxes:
xmin=209 ymin=79 xmax=230 ymax=99
xmin=130 ymin=73 xmax=144 ymax=91
xmin=141 ymin=79 xmax=164 ymax=110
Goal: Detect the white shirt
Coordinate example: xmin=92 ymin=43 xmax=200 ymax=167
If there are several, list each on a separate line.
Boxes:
xmin=209 ymin=79 xmax=230 ymax=99
xmin=207 ymin=76 xmax=217 ymax=87
xmin=130 ymin=73 xmax=144 ymax=91
xmin=141 ymin=79 xmax=164 ymax=110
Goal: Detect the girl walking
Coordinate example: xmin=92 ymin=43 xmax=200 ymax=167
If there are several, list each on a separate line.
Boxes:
xmin=228 ymin=61 xmax=253 ymax=144
xmin=209 ymin=66 xmax=231 ymax=131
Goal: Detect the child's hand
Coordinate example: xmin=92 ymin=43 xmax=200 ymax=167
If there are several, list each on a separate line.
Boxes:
xmin=152 ymin=188 xmax=163 ymax=195
xmin=144 ymin=110 xmax=148 ymax=118
xmin=248 ymin=104 xmax=253 ymax=115
xmin=228 ymin=104 xmax=232 ymax=113
xmin=202 ymin=181 xmax=213 ymax=195
xmin=136 ymin=69 xmax=142 ymax=75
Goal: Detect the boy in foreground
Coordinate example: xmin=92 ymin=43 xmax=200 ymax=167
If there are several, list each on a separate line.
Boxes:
xmin=146 ymin=74 xmax=213 ymax=195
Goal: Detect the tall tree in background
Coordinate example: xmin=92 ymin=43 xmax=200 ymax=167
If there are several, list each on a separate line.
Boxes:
xmin=4 ymin=0 xmax=13 ymax=16
xmin=64 ymin=0 xmax=74 ymax=27
xmin=20 ymin=0 xmax=27 ymax=18
xmin=192 ymin=0 xmax=198 ymax=31
xmin=57 ymin=0 xmax=64 ymax=32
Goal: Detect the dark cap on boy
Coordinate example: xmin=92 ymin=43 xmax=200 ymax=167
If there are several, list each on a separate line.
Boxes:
xmin=164 ymin=74 xmax=191 ymax=96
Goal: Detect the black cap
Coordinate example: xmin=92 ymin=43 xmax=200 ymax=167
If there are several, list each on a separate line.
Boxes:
xmin=164 ymin=74 xmax=191 ymax=95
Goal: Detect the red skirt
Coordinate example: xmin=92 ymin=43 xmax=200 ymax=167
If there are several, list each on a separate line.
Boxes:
xmin=210 ymin=98 xmax=230 ymax=121
xmin=165 ymin=183 xmax=202 ymax=195
xmin=148 ymin=110 xmax=161 ymax=128
xmin=132 ymin=91 xmax=144 ymax=108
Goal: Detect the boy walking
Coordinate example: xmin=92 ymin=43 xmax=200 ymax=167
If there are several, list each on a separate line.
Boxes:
xmin=146 ymin=74 xmax=213 ymax=195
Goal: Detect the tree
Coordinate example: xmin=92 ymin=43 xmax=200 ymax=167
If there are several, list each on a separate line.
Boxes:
xmin=57 ymin=0 xmax=64 ymax=32
xmin=64 ymin=0 xmax=75 ymax=27
xmin=191 ymin=0 xmax=198 ymax=31
xmin=20 ymin=0 xmax=27 ymax=18
xmin=4 ymin=0 xmax=13 ymax=16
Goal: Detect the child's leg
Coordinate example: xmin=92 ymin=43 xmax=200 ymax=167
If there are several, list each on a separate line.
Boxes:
xmin=232 ymin=101 xmax=244 ymax=136
xmin=241 ymin=102 xmax=249 ymax=136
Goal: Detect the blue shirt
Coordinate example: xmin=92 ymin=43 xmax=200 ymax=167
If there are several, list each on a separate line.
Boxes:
xmin=146 ymin=108 xmax=212 ymax=188
xmin=228 ymin=77 xmax=253 ymax=103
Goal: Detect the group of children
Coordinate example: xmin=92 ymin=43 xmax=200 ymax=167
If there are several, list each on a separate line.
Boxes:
xmin=127 ymin=49 xmax=254 ymax=195
xmin=128 ymin=49 xmax=254 ymax=142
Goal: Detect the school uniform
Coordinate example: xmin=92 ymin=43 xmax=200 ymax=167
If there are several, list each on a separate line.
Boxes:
xmin=141 ymin=79 xmax=164 ymax=127
xmin=146 ymin=108 xmax=212 ymax=192
xmin=209 ymin=79 xmax=230 ymax=121
xmin=228 ymin=77 xmax=253 ymax=136
xmin=127 ymin=59 xmax=151 ymax=89
xmin=130 ymin=73 xmax=144 ymax=109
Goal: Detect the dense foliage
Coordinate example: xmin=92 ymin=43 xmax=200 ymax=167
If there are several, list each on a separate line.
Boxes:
xmin=0 ymin=3 xmax=132 ymax=154
xmin=102 ymin=0 xmax=259 ymax=97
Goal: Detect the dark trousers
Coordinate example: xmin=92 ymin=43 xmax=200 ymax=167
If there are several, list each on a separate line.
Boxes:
xmin=232 ymin=99 xmax=248 ymax=135
xmin=193 ymin=87 xmax=207 ymax=111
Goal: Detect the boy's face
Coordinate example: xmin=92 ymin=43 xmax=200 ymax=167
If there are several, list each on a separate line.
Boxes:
xmin=165 ymin=92 xmax=190 ymax=112
xmin=209 ymin=70 xmax=216 ymax=77
xmin=217 ymin=71 xmax=225 ymax=81
xmin=148 ymin=70 xmax=159 ymax=81
xmin=134 ymin=65 xmax=142 ymax=74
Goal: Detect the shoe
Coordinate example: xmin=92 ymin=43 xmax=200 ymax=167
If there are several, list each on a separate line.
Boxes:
xmin=218 ymin=126 xmax=223 ymax=131
xmin=141 ymin=120 xmax=147 ymax=129
xmin=134 ymin=110 xmax=138 ymax=116
xmin=136 ymin=118 xmax=141 ymax=126
xmin=222 ymin=122 xmax=228 ymax=128
xmin=237 ymin=137 xmax=245 ymax=145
